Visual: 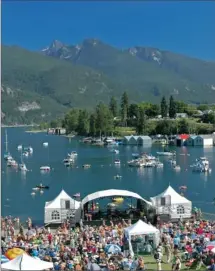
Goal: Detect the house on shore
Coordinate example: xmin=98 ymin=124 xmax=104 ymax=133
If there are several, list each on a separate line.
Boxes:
xmin=186 ymin=135 xmax=213 ymax=146
xmin=175 ymin=134 xmax=190 ymax=146
xmin=122 ymin=135 xmax=152 ymax=146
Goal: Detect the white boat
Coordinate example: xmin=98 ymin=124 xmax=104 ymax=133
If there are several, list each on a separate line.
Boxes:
xmin=192 ymin=157 xmax=211 ymax=173
xmin=28 ymin=146 xmax=33 ymax=154
xmin=114 ymin=174 xmax=122 ymax=179
xmin=40 ymin=166 xmax=51 ymax=171
xmin=144 ymin=161 xmax=155 ymax=168
xmin=68 ymin=151 xmax=78 ymax=157
xmin=128 ymin=159 xmax=145 ymax=167
xmin=22 ymin=151 xmax=29 ymax=157
xmin=31 ymin=192 xmax=36 ymax=196
xmin=155 ymin=162 xmax=164 ymax=168
xmin=173 ymin=165 xmax=181 ymax=171
xmin=19 ymin=163 xmax=28 ymax=172
xmin=7 ymin=158 xmax=18 ymax=167
xmin=111 ymin=149 xmax=119 ymax=154
xmin=83 ymin=164 xmax=91 ymax=169
xmin=114 ymin=159 xmax=121 ymax=165
xmin=4 ymin=130 xmax=12 ymax=161
xmin=157 ymin=151 xmax=176 ymax=156
xmin=43 ymin=142 xmax=48 ymax=147
xmin=132 ymin=153 xmax=139 ymax=158
xmin=17 ymin=145 xmax=23 ymax=151
xmin=169 ymin=159 xmax=177 ymax=166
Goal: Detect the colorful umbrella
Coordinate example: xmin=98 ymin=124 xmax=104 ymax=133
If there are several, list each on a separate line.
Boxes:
xmin=206 ymin=245 xmax=215 ymax=251
xmin=1 ymin=255 xmax=9 ymax=263
xmin=105 ymin=244 xmax=121 ymax=254
xmin=5 ymin=247 xmax=26 ymax=260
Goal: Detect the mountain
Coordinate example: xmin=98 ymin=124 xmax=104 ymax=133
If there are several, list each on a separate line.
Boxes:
xmin=2 ymin=39 xmax=215 ymax=124
xmin=1 ymin=45 xmax=124 ymax=124
xmin=42 ymin=39 xmax=215 ymax=102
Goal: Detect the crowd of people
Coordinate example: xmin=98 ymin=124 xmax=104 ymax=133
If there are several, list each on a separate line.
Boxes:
xmin=1 ymin=215 xmax=215 ymax=271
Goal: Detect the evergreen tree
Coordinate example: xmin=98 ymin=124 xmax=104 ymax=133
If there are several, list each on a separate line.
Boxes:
xmin=95 ymin=102 xmax=113 ymax=136
xmin=89 ymin=113 xmax=96 ymax=136
xmin=77 ymin=110 xmax=89 ymax=135
xmin=121 ymin=91 xmax=129 ymax=126
xmin=109 ymin=96 xmax=118 ymax=117
xmin=160 ymin=96 xmax=168 ymax=118
xmin=62 ymin=109 xmax=79 ymax=133
xmin=136 ymin=107 xmax=147 ymax=135
xmin=169 ymin=96 xmax=177 ymax=118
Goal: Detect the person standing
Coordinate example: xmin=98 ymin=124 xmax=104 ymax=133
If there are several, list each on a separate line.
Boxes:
xmin=164 ymin=240 xmax=172 ymax=263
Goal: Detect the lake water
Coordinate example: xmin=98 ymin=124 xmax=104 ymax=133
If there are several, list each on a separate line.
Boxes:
xmin=1 ymin=127 xmax=215 ymax=223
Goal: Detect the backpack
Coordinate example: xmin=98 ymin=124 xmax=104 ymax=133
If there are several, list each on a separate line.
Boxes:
xmin=154 ymin=252 xmax=159 ymax=260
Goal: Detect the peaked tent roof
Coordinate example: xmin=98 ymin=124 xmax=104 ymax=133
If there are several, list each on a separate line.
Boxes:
xmin=45 ymin=189 xmax=81 ymax=209
xmin=150 ymin=185 xmax=191 ymax=204
xmin=1 ymin=253 xmax=53 ymax=270
xmin=124 ymin=219 xmax=159 ymax=237
xmin=82 ymin=189 xmax=152 ymax=206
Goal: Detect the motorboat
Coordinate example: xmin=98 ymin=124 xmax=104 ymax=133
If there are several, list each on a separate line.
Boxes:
xmin=157 ymin=151 xmax=176 ymax=156
xmin=19 ymin=163 xmax=28 ymax=172
xmin=36 ymin=184 xmax=49 ymax=189
xmin=114 ymin=159 xmax=121 ymax=165
xmin=17 ymin=145 xmax=23 ymax=151
xmin=142 ymin=153 xmax=156 ymax=160
xmin=68 ymin=151 xmax=78 ymax=157
xmin=144 ymin=161 xmax=155 ymax=168
xmin=155 ymin=161 xmax=164 ymax=168
xmin=173 ymin=165 xmax=181 ymax=171
xmin=22 ymin=151 xmax=29 ymax=157
xmin=4 ymin=154 xmax=13 ymax=161
xmin=128 ymin=159 xmax=145 ymax=167
xmin=43 ymin=142 xmax=48 ymax=147
xmin=114 ymin=174 xmax=122 ymax=179
xmin=31 ymin=192 xmax=36 ymax=196
xmin=132 ymin=153 xmax=139 ymax=159
xmin=63 ymin=157 xmax=75 ymax=163
xmin=40 ymin=166 xmax=51 ymax=171
xmin=7 ymin=158 xmax=18 ymax=168
xmin=32 ymin=187 xmax=40 ymax=191
xmin=191 ymin=157 xmax=211 ymax=173
xmin=169 ymin=159 xmax=177 ymax=166
xmin=83 ymin=164 xmax=91 ymax=169
xmin=111 ymin=149 xmax=119 ymax=154
xmin=28 ymin=146 xmax=33 ymax=154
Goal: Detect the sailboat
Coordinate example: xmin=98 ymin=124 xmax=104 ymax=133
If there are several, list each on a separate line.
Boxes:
xmin=19 ymin=149 xmax=28 ymax=172
xmin=4 ymin=130 xmax=12 ymax=161
xmin=40 ymin=144 xmax=51 ymax=172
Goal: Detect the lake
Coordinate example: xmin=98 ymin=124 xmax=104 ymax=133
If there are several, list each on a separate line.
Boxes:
xmin=1 ymin=127 xmax=215 ymax=223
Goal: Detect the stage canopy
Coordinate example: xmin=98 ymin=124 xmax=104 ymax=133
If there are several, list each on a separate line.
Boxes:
xmin=1 ymin=253 xmax=53 ymax=270
xmin=81 ymin=189 xmax=152 ymax=206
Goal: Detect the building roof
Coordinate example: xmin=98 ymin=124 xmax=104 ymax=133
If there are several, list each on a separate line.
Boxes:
xmin=138 ymin=136 xmax=152 ymax=140
xmin=198 ymin=134 xmax=213 ymax=139
xmin=150 ymin=185 xmax=191 ymax=205
xmin=178 ymin=134 xmax=190 ymax=140
xmin=45 ymin=189 xmax=81 ymax=209
xmin=82 ymin=189 xmax=152 ymax=206
xmin=123 ymin=136 xmax=133 ymax=141
xmin=189 ymin=135 xmax=197 ymax=139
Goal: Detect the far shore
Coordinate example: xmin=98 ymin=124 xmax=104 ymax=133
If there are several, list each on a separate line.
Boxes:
xmin=25 ymin=129 xmax=47 ymax=133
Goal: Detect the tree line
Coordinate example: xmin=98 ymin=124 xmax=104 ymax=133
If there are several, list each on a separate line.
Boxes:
xmin=48 ymin=93 xmax=215 ymax=136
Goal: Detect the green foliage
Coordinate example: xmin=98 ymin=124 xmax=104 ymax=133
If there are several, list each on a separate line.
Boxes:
xmin=109 ymin=96 xmax=118 ymax=117
xmin=136 ymin=107 xmax=147 ymax=135
xmin=178 ymin=119 xmax=189 ymax=134
xmin=155 ymin=120 xmax=176 ymax=135
xmin=77 ymin=110 xmax=90 ymax=135
xmin=169 ymin=96 xmax=177 ymax=118
xmin=121 ymin=92 xmax=129 ymax=126
xmin=160 ymin=96 xmax=168 ymax=118
xmin=89 ymin=113 xmax=96 ymax=136
xmin=95 ymin=102 xmax=114 ymax=135
xmin=62 ymin=109 xmax=79 ymax=133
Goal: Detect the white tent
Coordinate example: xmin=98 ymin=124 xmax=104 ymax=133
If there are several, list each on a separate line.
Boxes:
xmin=1 ymin=253 xmax=53 ymax=270
xmin=124 ymin=220 xmax=160 ymax=257
xmin=44 ymin=189 xmax=81 ymax=224
xmin=150 ymin=185 xmax=192 ymax=220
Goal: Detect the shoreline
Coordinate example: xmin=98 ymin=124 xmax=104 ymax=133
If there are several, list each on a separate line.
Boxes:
xmin=1 ymin=125 xmax=38 ymax=128
xmin=25 ymin=129 xmax=47 ymax=133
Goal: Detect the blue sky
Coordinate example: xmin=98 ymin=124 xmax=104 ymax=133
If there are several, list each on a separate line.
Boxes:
xmin=2 ymin=1 xmax=215 ymax=60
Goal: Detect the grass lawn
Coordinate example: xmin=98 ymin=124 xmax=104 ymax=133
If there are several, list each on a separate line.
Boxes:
xmin=136 ymin=255 xmax=206 ymax=271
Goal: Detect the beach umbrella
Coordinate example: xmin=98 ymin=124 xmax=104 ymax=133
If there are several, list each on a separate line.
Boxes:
xmin=105 ymin=244 xmax=121 ymax=254
xmin=1 ymin=255 xmax=9 ymax=264
xmin=5 ymin=248 xmax=26 ymax=260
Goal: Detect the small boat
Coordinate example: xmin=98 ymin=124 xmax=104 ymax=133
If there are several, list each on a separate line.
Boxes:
xmin=19 ymin=163 xmax=28 ymax=172
xmin=83 ymin=164 xmax=91 ymax=169
xmin=63 ymin=157 xmax=75 ymax=163
xmin=132 ymin=153 xmax=139 ymax=159
xmin=179 ymin=186 xmax=187 ymax=190
xmin=31 ymin=192 xmax=36 ymax=196
xmin=7 ymin=158 xmax=18 ymax=167
xmin=114 ymin=159 xmax=121 ymax=165
xmin=69 ymin=151 xmax=78 ymax=157
xmin=36 ymin=184 xmax=49 ymax=189
xmin=32 ymin=187 xmax=40 ymax=191
xmin=40 ymin=166 xmax=51 ymax=171
xmin=114 ymin=174 xmax=122 ymax=179
xmin=17 ymin=145 xmax=23 ymax=151
xmin=22 ymin=151 xmax=29 ymax=157
xmin=28 ymin=146 xmax=33 ymax=154
xmin=169 ymin=159 xmax=176 ymax=166
xmin=111 ymin=149 xmax=119 ymax=154
xmin=157 ymin=151 xmax=176 ymax=156
xmin=173 ymin=165 xmax=181 ymax=171
xmin=43 ymin=142 xmax=48 ymax=147
xmin=155 ymin=161 xmax=164 ymax=168
xmin=144 ymin=161 xmax=155 ymax=168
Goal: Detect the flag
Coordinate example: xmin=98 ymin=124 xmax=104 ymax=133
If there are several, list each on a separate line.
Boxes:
xmin=73 ymin=193 xmax=80 ymax=198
